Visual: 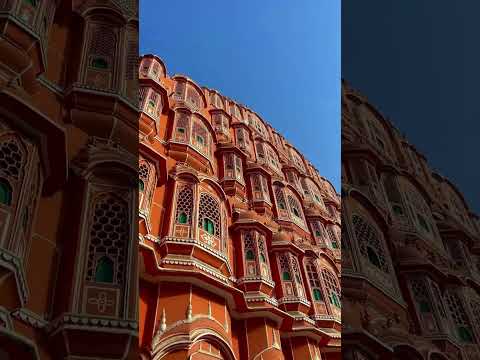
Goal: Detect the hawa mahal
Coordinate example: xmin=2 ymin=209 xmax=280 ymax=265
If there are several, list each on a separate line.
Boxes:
xmin=138 ymin=54 xmax=342 ymax=360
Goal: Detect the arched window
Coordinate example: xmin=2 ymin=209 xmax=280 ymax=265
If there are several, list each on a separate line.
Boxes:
xmin=86 ymin=194 xmax=128 ymax=285
xmin=310 ymin=221 xmax=325 ymax=245
xmin=278 ymin=253 xmax=305 ymax=298
xmin=175 ymin=185 xmax=193 ymax=225
xmin=192 ymin=120 xmax=208 ymax=153
xmin=251 ymin=173 xmax=270 ymax=202
xmin=444 ymin=291 xmax=475 ymax=343
xmin=255 ymin=142 xmax=265 ymax=162
xmin=274 ymin=186 xmax=287 ymax=211
xmin=411 ymin=279 xmax=432 ymax=313
xmin=327 ymin=226 xmax=339 ymax=249
xmin=85 ymin=25 xmax=116 ymax=90
xmin=174 ymin=111 xmax=190 ymax=142
xmin=287 ymin=194 xmax=305 ymax=226
xmin=279 ymin=254 xmax=292 ymax=281
xmin=242 ymin=231 xmax=271 ymax=279
xmin=322 ymin=268 xmax=341 ymax=308
xmin=306 ymin=260 xmax=324 ymax=302
xmin=351 ymin=214 xmax=389 ymax=273
xmin=403 ymin=181 xmax=436 ymax=239
xmin=139 ymin=160 xmax=156 ymax=213
xmin=0 ymin=178 xmax=12 ymax=205
xmin=198 ymin=193 xmax=221 ymax=238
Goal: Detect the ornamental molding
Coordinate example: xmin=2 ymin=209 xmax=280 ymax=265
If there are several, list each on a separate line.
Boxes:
xmin=46 ymin=313 xmax=138 ymax=336
xmin=278 ymin=296 xmax=311 ymax=307
xmin=64 ymin=84 xmax=139 ymax=112
xmin=160 ymin=236 xmax=229 ymax=263
xmin=237 ymin=276 xmax=275 ymax=288
xmin=11 ymin=308 xmax=48 ymax=329
xmin=161 ymin=256 xmax=231 ymax=285
xmin=70 ymin=136 xmax=137 ymax=179
xmin=244 ymin=293 xmax=279 ymax=307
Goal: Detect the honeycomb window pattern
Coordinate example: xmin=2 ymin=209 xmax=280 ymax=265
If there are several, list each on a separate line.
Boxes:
xmin=351 ymin=214 xmax=389 ymax=273
xmin=322 ymin=268 xmax=341 ymax=306
xmin=0 ymin=136 xmax=25 ymax=180
xmin=139 ymin=162 xmax=150 ymax=182
xmin=198 ymin=192 xmax=221 ymax=237
xmin=175 ymin=185 xmax=193 ymax=225
xmin=86 ymin=194 xmax=129 ymax=285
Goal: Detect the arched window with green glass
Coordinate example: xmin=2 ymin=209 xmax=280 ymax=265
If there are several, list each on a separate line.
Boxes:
xmin=351 ymin=214 xmax=389 ymax=273
xmin=198 ymin=192 xmax=221 ymax=238
xmin=306 ymin=260 xmax=324 ymax=302
xmin=322 ymin=268 xmax=341 ymax=308
xmin=86 ymin=194 xmax=129 ymax=285
xmin=175 ymin=185 xmax=193 ymax=225
xmin=287 ymin=194 xmax=305 ymax=225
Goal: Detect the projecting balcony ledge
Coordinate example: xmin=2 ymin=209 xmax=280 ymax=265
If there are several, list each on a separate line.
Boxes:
xmin=167 ymin=141 xmax=214 ymax=175
xmin=237 ymin=276 xmax=276 ymax=295
xmin=157 ymin=237 xmax=231 ymax=277
xmin=0 ymin=14 xmax=45 ymax=93
xmin=312 ymin=314 xmax=342 ymax=332
xmin=278 ymin=296 xmax=311 ymax=314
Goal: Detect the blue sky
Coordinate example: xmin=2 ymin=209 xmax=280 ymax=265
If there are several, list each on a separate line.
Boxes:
xmin=140 ymin=0 xmax=340 ymax=191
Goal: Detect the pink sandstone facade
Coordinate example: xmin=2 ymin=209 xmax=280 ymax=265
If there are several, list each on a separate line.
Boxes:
xmin=138 ymin=54 xmax=342 ymax=360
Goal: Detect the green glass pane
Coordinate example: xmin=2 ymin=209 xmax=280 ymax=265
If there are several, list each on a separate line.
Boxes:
xmin=331 ymin=241 xmax=338 ymax=249
xmin=315 ymin=231 xmax=321 ymax=237
xmin=282 ymin=271 xmax=291 ymax=281
xmin=203 ymin=219 xmax=214 ymax=235
xmin=392 ymin=205 xmax=403 ymax=215
xmin=246 ymin=250 xmax=255 ymax=260
xmin=279 ymin=202 xmax=286 ymax=210
xmin=177 ymin=128 xmax=185 ymax=134
xmin=313 ymin=288 xmax=322 ymax=301
xmin=260 ymin=253 xmax=266 ymax=263
xmin=196 ymin=135 xmax=204 ymax=145
xmin=458 ymin=326 xmax=474 ymax=343
xmin=91 ymin=57 xmax=108 ymax=69
xmin=24 ymin=0 xmax=36 ymax=6
xmin=0 ymin=179 xmax=12 ymax=205
xmin=293 ymin=208 xmax=300 ymax=217
xmin=367 ymin=246 xmax=381 ymax=268
xmin=419 ymin=301 xmax=431 ymax=313
xmin=138 ymin=179 xmax=144 ymax=191
xmin=178 ymin=212 xmax=188 ymax=224
xmin=95 ymin=256 xmax=114 ymax=283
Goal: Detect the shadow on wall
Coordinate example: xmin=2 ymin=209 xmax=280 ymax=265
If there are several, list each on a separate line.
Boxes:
xmin=341 ymin=80 xmax=480 ymax=360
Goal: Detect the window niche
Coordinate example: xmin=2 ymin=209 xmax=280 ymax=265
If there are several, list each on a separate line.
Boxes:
xmin=241 ymin=231 xmax=271 ymax=280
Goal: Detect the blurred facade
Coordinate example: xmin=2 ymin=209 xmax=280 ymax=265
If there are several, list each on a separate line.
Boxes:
xmin=138 ymin=54 xmax=341 ymax=360
xmin=0 ymin=0 xmax=139 ymax=358
xmin=342 ymin=80 xmax=480 ymax=360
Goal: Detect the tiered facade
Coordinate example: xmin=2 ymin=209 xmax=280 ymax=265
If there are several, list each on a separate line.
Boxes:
xmin=138 ymin=54 xmax=342 ymax=360
xmin=0 ymin=1 xmax=139 ymax=358
xmin=342 ymin=80 xmax=480 ymax=360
